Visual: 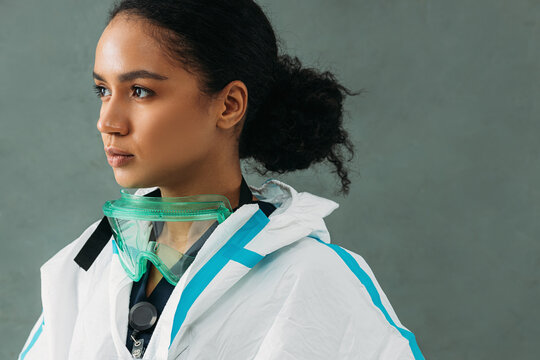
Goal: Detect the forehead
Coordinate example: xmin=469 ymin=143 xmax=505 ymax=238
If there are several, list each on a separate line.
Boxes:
xmin=94 ymin=15 xmax=177 ymax=78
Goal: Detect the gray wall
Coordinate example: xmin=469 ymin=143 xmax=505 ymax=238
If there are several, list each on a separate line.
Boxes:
xmin=1 ymin=1 xmax=538 ymax=359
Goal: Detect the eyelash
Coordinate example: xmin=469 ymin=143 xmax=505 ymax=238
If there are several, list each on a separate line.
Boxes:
xmin=92 ymin=84 xmax=155 ymax=99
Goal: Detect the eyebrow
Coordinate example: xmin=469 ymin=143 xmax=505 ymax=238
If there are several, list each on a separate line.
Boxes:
xmin=92 ymin=70 xmax=169 ymax=82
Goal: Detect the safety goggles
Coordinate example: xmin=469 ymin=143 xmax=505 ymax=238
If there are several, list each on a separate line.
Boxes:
xmin=103 ymin=188 xmax=233 ymax=285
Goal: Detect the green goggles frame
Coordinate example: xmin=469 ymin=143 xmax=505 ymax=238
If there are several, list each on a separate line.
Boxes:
xmin=103 ymin=188 xmax=233 ymax=285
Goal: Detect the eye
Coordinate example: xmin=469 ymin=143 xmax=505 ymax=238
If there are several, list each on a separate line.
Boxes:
xmin=131 ymin=86 xmax=154 ymax=99
xmin=92 ymin=84 xmax=109 ymax=98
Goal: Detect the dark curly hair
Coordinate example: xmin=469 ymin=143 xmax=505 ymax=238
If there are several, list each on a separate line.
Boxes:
xmin=105 ymin=0 xmax=362 ymax=195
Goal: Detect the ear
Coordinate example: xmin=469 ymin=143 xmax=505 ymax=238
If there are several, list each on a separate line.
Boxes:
xmin=215 ymin=80 xmax=248 ymax=130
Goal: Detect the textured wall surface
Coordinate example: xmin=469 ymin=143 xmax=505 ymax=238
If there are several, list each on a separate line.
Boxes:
xmin=1 ymin=1 xmax=539 ymax=359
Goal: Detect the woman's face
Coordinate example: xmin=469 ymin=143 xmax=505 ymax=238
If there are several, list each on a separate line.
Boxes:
xmin=93 ymin=15 xmax=242 ymax=190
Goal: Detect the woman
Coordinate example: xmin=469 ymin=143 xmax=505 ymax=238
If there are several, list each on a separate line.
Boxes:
xmin=19 ymin=0 xmax=424 ymax=359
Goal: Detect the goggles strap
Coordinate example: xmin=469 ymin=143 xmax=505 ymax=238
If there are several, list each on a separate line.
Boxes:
xmin=237 ymin=175 xmax=255 ymax=210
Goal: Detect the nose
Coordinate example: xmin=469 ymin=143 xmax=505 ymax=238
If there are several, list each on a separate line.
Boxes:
xmin=96 ymin=100 xmax=130 ymax=136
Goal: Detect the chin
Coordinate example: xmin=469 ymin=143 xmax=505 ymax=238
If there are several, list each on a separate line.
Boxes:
xmin=112 ymin=170 xmax=152 ymax=189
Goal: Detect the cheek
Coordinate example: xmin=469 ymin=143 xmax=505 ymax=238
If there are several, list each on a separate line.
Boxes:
xmin=138 ymin=103 xmax=215 ymax=163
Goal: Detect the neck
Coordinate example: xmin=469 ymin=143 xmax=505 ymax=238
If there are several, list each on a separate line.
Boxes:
xmin=159 ymin=155 xmax=244 ymax=207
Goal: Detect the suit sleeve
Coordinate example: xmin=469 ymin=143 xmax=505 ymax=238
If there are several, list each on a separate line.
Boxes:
xmin=18 ymin=312 xmax=48 ymax=360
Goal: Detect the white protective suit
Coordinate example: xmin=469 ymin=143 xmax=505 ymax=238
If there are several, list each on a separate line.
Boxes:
xmin=19 ymin=179 xmax=425 ymax=360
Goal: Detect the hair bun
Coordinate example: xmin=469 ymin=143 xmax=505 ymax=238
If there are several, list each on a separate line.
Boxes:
xmin=240 ymin=53 xmax=360 ymax=195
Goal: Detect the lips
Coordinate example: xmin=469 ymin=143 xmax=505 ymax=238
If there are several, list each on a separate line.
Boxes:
xmin=104 ymin=146 xmax=135 ymax=167
xmin=105 ymin=146 xmax=133 ymax=156
xmin=106 ymin=153 xmax=134 ymax=167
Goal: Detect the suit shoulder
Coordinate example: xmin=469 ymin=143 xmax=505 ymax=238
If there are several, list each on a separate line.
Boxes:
xmin=258 ymin=237 xmax=424 ymax=359
xmin=270 ymin=236 xmax=373 ymax=280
